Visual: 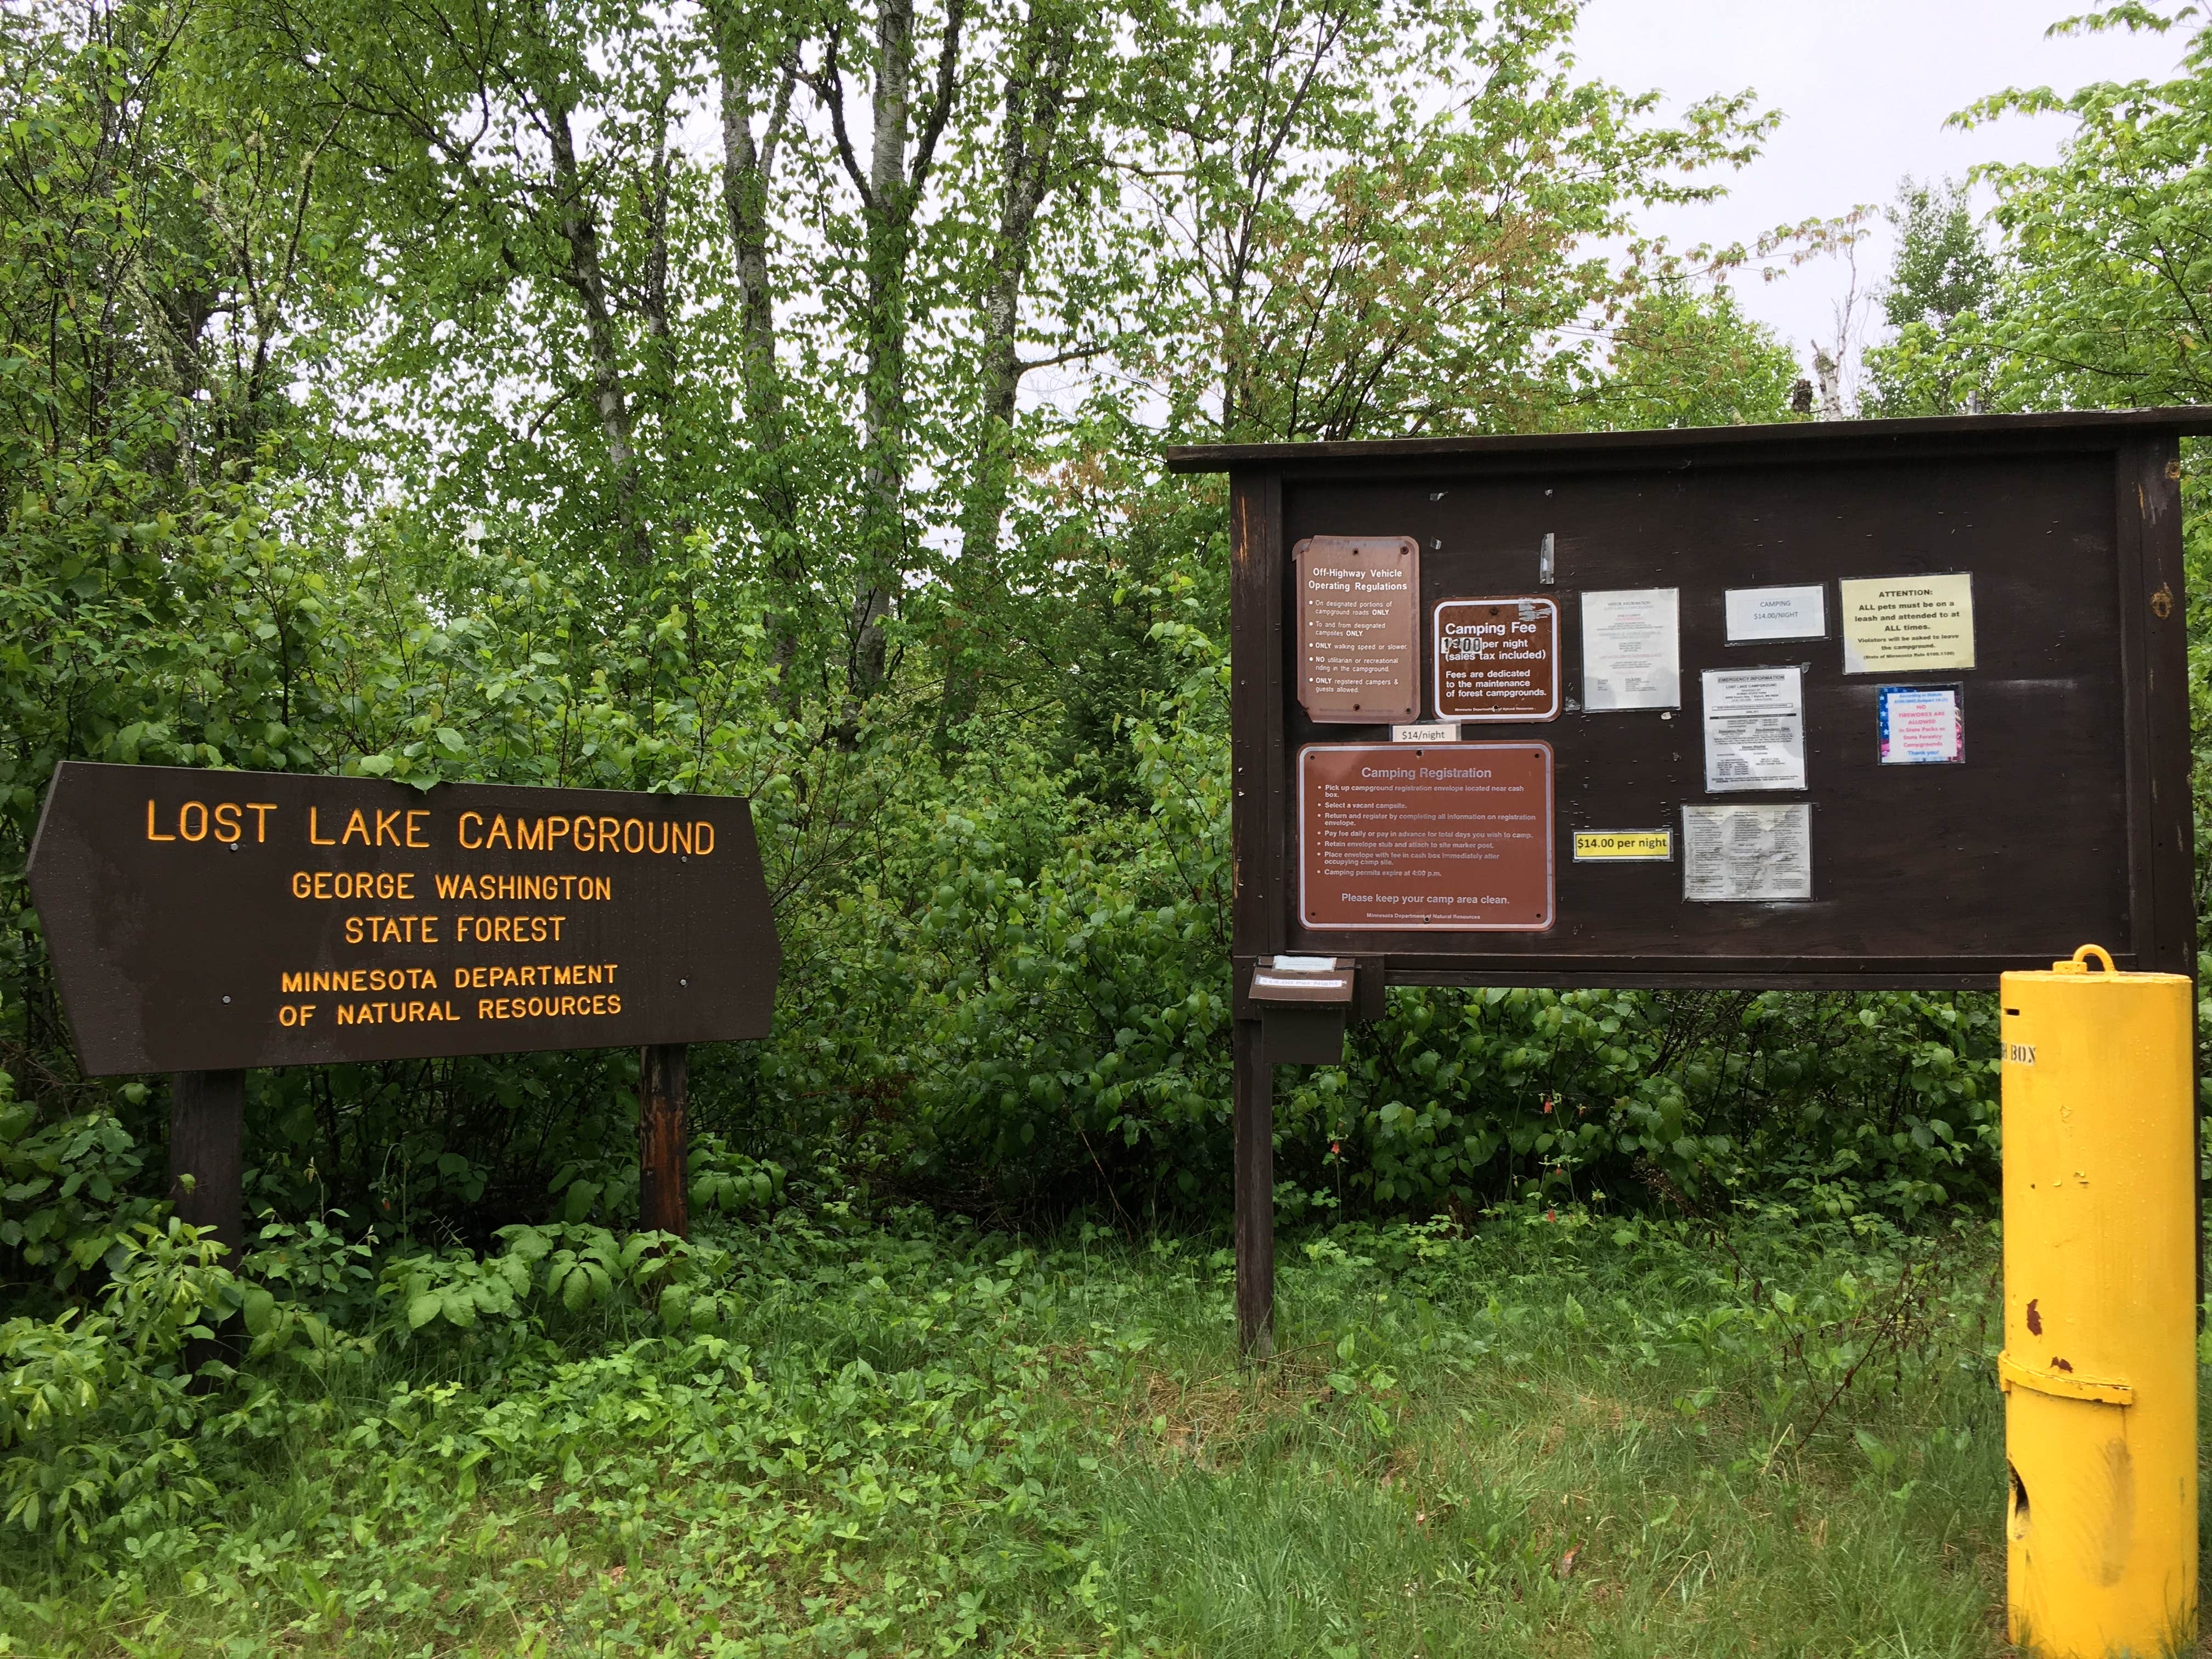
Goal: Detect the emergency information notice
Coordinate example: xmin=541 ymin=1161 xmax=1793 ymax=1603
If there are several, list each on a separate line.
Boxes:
xmin=1701 ymin=667 xmax=1807 ymax=792
xmin=1298 ymin=743 xmax=1554 ymax=930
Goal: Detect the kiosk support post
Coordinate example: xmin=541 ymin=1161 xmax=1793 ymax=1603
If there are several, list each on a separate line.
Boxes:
xmin=168 ymin=1069 xmax=245 ymax=1261
xmin=638 ymin=1043 xmax=690 ymax=1238
xmin=1233 ymin=1019 xmax=1274 ymax=1358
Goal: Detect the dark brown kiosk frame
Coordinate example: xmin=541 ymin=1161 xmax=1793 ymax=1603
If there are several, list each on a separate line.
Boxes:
xmin=1169 ymin=408 xmax=2211 ymax=1356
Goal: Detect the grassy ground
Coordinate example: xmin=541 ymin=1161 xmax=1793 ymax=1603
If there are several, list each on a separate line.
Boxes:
xmin=0 ymin=1201 xmax=2060 ymax=1656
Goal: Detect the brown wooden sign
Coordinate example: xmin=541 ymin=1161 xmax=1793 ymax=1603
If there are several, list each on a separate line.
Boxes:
xmin=1432 ymin=597 xmax=1559 ymax=721
xmin=27 ymin=762 xmax=781 ymax=1075
xmin=1299 ymin=743 xmax=1553 ymax=930
xmin=1293 ymin=534 xmax=1419 ymax=721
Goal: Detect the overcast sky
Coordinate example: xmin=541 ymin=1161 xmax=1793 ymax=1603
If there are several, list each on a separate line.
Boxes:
xmin=1571 ymin=1 xmax=2188 ymax=373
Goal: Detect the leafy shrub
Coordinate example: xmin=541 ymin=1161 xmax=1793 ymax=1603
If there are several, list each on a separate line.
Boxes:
xmin=688 ymin=1135 xmax=786 ymax=1217
xmin=380 ymin=1222 xmax=721 ymax=1339
xmin=887 ymin=625 xmax=2002 ymax=1225
xmin=0 ymin=1089 xmax=164 ymax=1302
xmin=240 ymin=1212 xmax=379 ymax=1327
xmin=0 ymin=1223 xmax=233 ymax=1551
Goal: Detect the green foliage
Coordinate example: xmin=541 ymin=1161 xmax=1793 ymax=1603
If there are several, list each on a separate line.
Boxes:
xmin=1947 ymin=5 xmax=2212 ymax=412
xmin=876 ymin=622 xmax=2003 ymax=1222
xmin=1863 ymin=176 xmax=1999 ymax=416
xmin=1579 ymin=283 xmax=1804 ymax=430
xmin=239 ymin=1213 xmax=377 ymax=1326
xmin=0 ymin=3 xmax=2188 ymax=1643
xmin=687 ymin=1136 xmax=786 ymax=1218
xmin=0 ymin=1223 xmax=234 ymax=1553
xmin=1881 ymin=177 xmax=1996 ymax=335
xmin=0 ymin=0 xmax=1960 ymax=1259
xmin=0 ymin=1204 xmax=2021 ymax=1653
xmin=0 ymin=1088 xmax=162 ymax=1302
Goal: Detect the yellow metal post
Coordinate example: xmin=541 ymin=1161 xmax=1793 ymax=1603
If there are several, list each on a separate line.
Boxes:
xmin=2001 ymin=944 xmax=2197 ymax=1658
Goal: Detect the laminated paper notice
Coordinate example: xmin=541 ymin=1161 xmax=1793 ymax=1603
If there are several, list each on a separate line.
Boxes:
xmin=1839 ymin=573 xmax=1975 ymax=673
xmin=1681 ymin=804 xmax=1813 ymax=902
xmin=1878 ymin=685 xmax=1963 ymax=764
xmin=1580 ymin=588 xmax=1680 ymax=710
xmin=1725 ymin=584 xmax=1826 ymax=644
xmin=1701 ymin=668 xmax=1806 ymax=792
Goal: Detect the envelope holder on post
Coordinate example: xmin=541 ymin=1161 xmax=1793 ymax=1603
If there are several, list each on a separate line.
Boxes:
xmin=1249 ymin=956 xmax=1357 ymax=1064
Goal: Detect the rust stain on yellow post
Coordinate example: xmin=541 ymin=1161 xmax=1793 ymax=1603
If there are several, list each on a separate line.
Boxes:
xmin=2001 ymin=944 xmax=2196 ymax=1656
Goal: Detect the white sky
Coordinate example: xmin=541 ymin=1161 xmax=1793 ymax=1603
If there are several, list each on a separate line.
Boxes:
xmin=1572 ymin=0 xmax=2189 ymax=375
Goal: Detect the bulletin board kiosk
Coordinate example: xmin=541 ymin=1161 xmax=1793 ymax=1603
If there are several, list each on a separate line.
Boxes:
xmin=1166 ymin=407 xmax=2208 ymax=1357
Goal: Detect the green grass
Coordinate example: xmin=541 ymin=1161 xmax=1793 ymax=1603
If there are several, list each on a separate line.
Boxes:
xmin=0 ymin=1203 xmax=2042 ymax=1656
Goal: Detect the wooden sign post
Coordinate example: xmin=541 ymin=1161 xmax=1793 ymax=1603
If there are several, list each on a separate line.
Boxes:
xmin=27 ymin=764 xmax=782 ymax=1249
xmin=637 ymin=1043 xmax=690 ymax=1236
xmin=1172 ymin=408 xmax=2210 ymax=1357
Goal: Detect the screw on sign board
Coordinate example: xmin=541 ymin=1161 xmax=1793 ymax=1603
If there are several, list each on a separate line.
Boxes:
xmin=27 ymin=762 xmax=782 ymax=1251
xmin=1167 ymin=407 xmax=2211 ymax=1355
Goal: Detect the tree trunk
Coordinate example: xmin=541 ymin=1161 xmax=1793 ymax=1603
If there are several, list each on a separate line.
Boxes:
xmin=637 ymin=1044 xmax=690 ymax=1238
xmin=848 ymin=0 xmax=918 ymax=709
xmin=817 ymin=0 xmax=967 ymax=716
xmin=715 ymin=12 xmax=806 ymax=693
xmin=937 ymin=4 xmax=1077 ymax=748
xmin=539 ymin=80 xmax=652 ymax=567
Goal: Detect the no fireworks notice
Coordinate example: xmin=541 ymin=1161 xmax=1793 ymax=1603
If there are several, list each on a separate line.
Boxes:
xmin=1297 ymin=743 xmax=1554 ymax=930
xmin=26 ymin=761 xmax=780 ymax=1074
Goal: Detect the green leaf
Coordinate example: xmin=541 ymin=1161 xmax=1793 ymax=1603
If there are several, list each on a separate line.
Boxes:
xmin=241 ymin=1284 xmax=277 ymax=1336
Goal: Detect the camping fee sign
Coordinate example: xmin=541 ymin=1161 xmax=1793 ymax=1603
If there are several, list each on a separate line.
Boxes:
xmin=27 ymin=762 xmax=781 ymax=1075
